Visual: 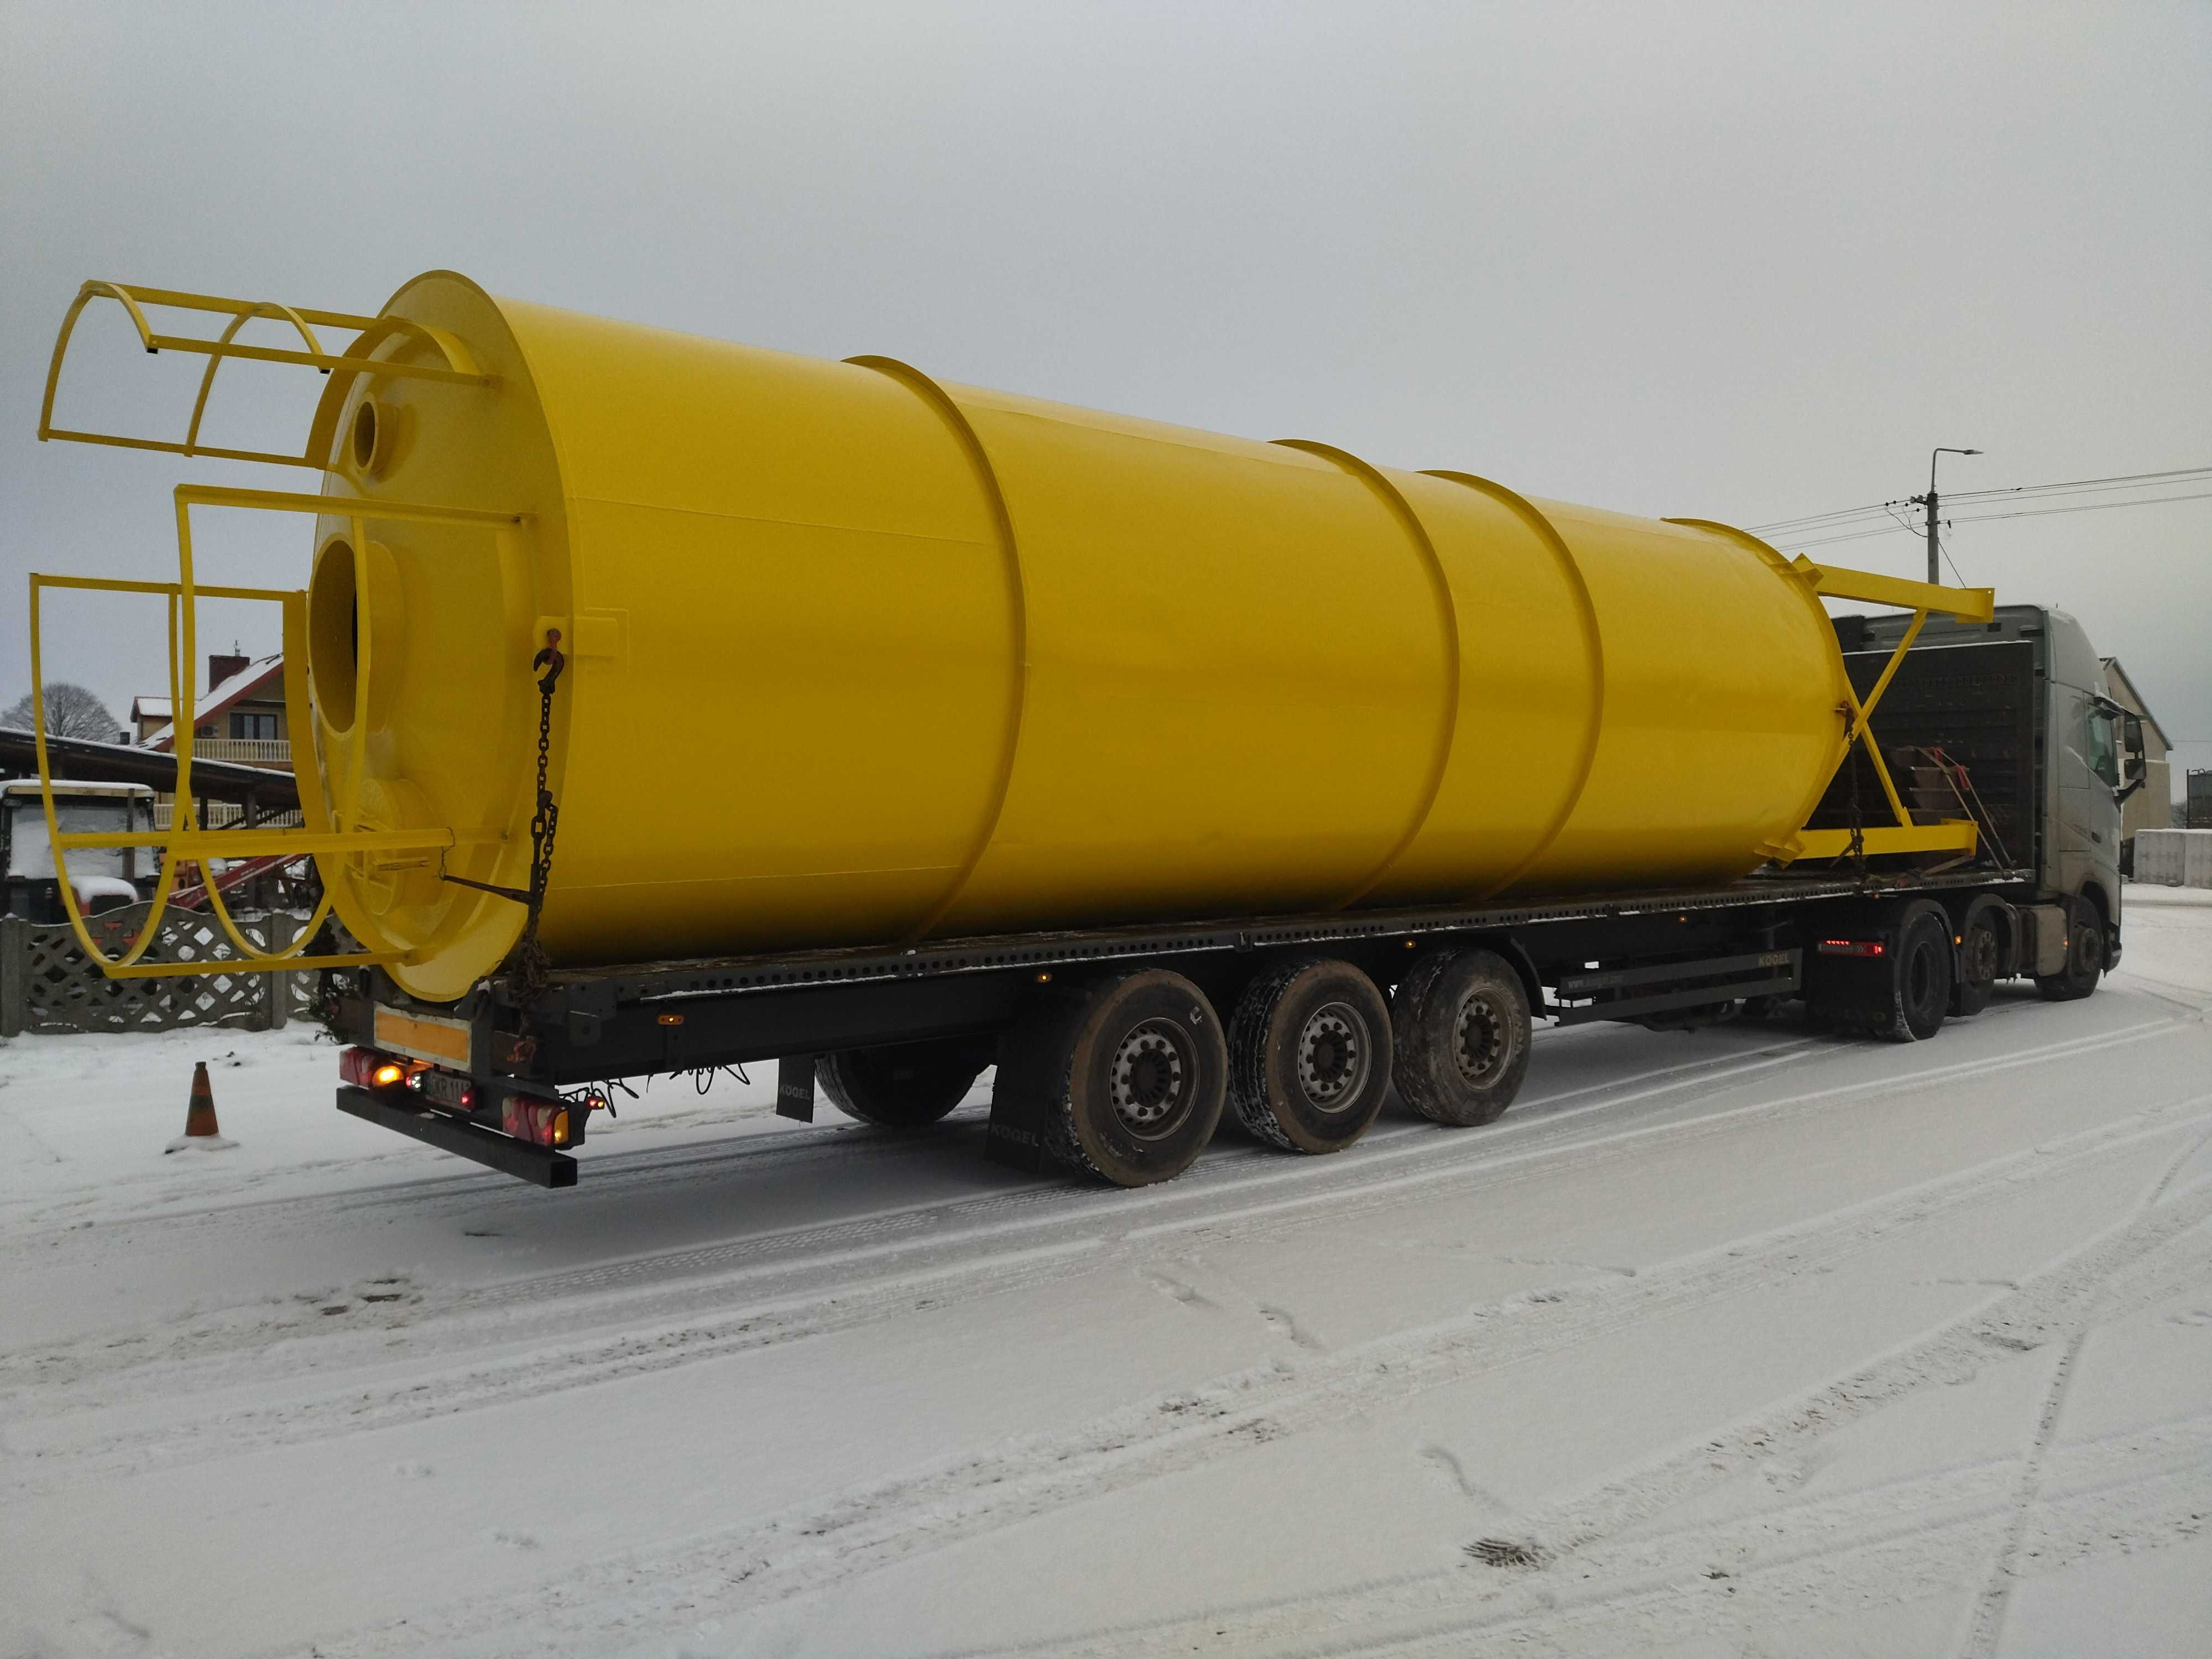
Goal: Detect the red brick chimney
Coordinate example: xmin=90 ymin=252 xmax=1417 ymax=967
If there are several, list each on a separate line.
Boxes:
xmin=207 ymin=651 xmax=250 ymax=690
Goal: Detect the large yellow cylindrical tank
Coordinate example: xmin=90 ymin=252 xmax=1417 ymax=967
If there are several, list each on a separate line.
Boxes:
xmin=305 ymin=273 xmax=1850 ymax=1001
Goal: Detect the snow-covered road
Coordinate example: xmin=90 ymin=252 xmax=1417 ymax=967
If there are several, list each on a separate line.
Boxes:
xmin=4 ymin=886 xmax=2209 ymax=1658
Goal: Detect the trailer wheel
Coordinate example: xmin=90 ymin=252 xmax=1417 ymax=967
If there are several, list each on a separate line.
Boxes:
xmin=1037 ymin=970 xmax=1227 ymax=1186
xmin=1880 ymin=901 xmax=1953 ymax=1042
xmin=2034 ymin=898 xmax=2104 ymax=1003
xmin=1951 ymin=904 xmax=2002 ymax=1018
xmin=1227 ymin=959 xmax=1392 ymax=1154
xmin=817 ymin=1037 xmax=990 ymax=1129
xmin=1391 ymin=948 xmax=1531 ymax=1127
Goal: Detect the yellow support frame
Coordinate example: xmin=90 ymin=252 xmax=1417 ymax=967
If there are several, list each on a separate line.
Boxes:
xmin=1775 ymin=555 xmax=1995 ymax=865
xmin=39 ymin=281 xmax=496 ymax=468
xmin=29 ymin=484 xmax=524 ymax=979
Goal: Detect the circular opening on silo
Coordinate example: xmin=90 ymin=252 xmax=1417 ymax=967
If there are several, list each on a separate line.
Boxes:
xmin=310 ymin=539 xmax=359 ymax=733
xmin=350 ymin=399 xmax=382 ymax=474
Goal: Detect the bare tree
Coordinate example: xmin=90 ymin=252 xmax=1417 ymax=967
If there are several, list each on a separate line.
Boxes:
xmin=3 ymin=682 xmax=123 ymax=742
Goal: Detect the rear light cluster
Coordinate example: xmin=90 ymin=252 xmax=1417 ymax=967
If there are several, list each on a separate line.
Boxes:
xmin=342 ymin=1047 xmax=574 ymax=1148
xmin=504 ymin=1096 xmax=572 ymax=1149
xmin=340 ymin=1047 xmax=414 ymax=1088
xmin=1817 ymin=938 xmax=1886 ymax=958
xmin=340 ymin=1048 xmax=478 ymax=1110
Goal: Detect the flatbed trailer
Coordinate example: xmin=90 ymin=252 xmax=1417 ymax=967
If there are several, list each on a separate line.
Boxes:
xmin=328 ymin=602 xmax=2146 ymax=1190
xmin=330 ymin=859 xmax=2063 ymax=1188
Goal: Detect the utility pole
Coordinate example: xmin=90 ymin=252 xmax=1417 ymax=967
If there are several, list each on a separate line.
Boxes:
xmin=1913 ymin=446 xmax=1981 ymax=585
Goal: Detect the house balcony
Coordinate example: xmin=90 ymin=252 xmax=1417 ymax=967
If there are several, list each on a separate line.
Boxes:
xmin=178 ymin=738 xmax=292 ymax=766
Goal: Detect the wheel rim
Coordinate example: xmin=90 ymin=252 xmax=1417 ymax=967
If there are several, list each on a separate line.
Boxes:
xmin=1451 ymin=992 xmax=1509 ymax=1086
xmin=1294 ymin=1000 xmax=1370 ymax=1113
xmin=1110 ymin=1019 xmax=1196 ymax=1139
xmin=2073 ymin=924 xmax=2101 ymax=978
xmin=1965 ymin=924 xmax=1998 ymax=985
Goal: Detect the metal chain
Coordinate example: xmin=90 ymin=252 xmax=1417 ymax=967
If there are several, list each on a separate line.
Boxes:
xmin=508 ymin=630 xmax=565 ymax=1013
xmin=1846 ymin=732 xmax=1867 ymax=878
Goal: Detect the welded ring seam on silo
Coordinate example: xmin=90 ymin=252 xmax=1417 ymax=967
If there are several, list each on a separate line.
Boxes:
xmin=846 ymin=355 xmax=1030 ymax=944
xmin=1272 ymin=440 xmax=1462 ymax=910
xmin=1666 ymin=515 xmax=1853 ymax=846
xmin=1421 ymin=470 xmax=1605 ymax=900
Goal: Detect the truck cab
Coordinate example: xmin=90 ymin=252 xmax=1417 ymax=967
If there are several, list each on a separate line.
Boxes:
xmin=1830 ymin=604 xmax=2136 ymax=974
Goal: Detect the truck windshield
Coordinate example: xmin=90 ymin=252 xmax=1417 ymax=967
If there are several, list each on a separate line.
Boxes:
xmin=6 ymin=798 xmax=135 ymax=881
xmin=2086 ymin=709 xmax=2120 ymax=789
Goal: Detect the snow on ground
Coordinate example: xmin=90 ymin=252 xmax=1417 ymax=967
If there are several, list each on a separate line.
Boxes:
xmin=1 ymin=886 xmax=2207 ymax=1658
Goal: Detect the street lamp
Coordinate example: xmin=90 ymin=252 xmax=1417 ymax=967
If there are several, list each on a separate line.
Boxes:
xmin=1917 ymin=446 xmax=1983 ymax=585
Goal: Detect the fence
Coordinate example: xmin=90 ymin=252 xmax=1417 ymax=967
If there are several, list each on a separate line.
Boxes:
xmin=0 ymin=905 xmax=323 ymax=1036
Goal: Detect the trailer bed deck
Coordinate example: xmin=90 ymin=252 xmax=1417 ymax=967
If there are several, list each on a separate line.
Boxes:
xmin=529 ymin=865 xmax=2035 ymax=1009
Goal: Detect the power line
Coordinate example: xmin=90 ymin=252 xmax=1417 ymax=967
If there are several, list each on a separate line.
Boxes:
xmin=1944 ymin=489 xmax=2212 ymax=526
xmin=1764 ymin=521 xmax=1922 ymax=551
xmin=1746 ymin=499 xmax=1912 ymax=535
xmin=1937 ymin=530 xmax=1968 ymax=587
xmin=1884 ymin=504 xmax=1970 ymax=585
xmin=1941 ymin=464 xmax=2212 ymax=505
xmin=1750 ymin=463 xmax=2211 ymax=539
xmin=1765 ymin=485 xmax=2212 ymax=551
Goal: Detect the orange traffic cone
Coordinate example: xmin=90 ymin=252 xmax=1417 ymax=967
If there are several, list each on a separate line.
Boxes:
xmin=165 ymin=1060 xmax=237 ymax=1153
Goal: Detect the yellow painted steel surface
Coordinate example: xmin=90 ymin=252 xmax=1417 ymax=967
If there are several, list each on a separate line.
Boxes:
xmin=284 ymin=272 xmax=1859 ymax=1000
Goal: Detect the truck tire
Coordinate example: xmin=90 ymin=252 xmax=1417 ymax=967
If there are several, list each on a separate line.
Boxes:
xmin=1391 ymin=948 xmax=1531 ymax=1127
xmin=1950 ymin=902 xmax=2003 ymax=1018
xmin=1227 ymin=959 xmax=1393 ymax=1154
xmin=2034 ymin=899 xmax=2104 ymax=1002
xmin=1879 ymin=901 xmax=1953 ymax=1042
xmin=817 ymin=1037 xmax=990 ymax=1129
xmin=1037 ymin=969 xmax=1227 ymax=1186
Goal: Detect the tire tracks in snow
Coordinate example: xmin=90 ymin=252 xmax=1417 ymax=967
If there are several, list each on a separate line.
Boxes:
xmin=0 ymin=1015 xmax=2189 ymax=1494
xmin=0 ymin=1029 xmax=1842 ymax=1404
xmin=0 ymin=1003 xmax=2117 ymax=1405
xmin=1954 ymin=1104 xmax=2212 ymax=1659
xmin=943 ymin=1416 xmax=2212 ymax=1658
xmin=947 ymin=1123 xmax=2212 ymax=1659
xmin=293 ymin=1097 xmax=2212 ymax=1658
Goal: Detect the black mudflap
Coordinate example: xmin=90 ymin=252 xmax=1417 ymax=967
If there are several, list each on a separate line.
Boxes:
xmin=775 ymin=1053 xmax=817 ymax=1121
xmin=984 ymin=985 xmax=1082 ymax=1173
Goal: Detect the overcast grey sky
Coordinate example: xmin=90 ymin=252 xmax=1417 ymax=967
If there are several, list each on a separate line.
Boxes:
xmin=3 ymin=2 xmax=2207 ymax=795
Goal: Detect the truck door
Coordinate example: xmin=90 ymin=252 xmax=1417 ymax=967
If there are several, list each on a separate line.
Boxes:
xmin=2053 ymin=687 xmax=2122 ymax=901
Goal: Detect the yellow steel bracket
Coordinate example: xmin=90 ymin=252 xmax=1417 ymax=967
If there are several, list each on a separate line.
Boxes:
xmin=29 ymin=484 xmax=524 ymax=980
xmin=1791 ymin=557 xmax=1994 ymax=627
xmin=1781 ymin=558 xmax=1994 ymax=864
xmin=39 ymin=281 xmax=496 ymax=468
xmin=1670 ymin=523 xmax=1996 ymax=868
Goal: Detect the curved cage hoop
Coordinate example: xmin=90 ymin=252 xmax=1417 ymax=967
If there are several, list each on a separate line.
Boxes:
xmin=27 ymin=485 xmax=524 ymax=980
xmin=39 ymin=281 xmax=496 ymax=468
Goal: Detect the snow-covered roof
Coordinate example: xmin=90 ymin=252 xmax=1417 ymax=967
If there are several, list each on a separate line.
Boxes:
xmin=0 ymin=779 xmax=156 ymax=797
xmin=140 ymin=655 xmax=285 ymax=750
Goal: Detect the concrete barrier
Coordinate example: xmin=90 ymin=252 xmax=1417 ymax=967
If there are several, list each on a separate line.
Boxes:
xmin=2133 ymin=828 xmax=2212 ymax=889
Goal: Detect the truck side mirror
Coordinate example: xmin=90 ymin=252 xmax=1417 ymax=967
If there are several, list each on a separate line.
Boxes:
xmin=2116 ymin=712 xmax=2147 ymax=803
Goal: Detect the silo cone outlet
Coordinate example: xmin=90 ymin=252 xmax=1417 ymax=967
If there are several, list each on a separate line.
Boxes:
xmin=306 ymin=536 xmax=479 ymax=995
